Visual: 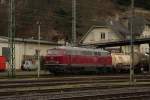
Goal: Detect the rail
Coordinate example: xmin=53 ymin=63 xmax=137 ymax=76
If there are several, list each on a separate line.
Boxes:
xmin=1 ymin=87 xmax=150 ymax=100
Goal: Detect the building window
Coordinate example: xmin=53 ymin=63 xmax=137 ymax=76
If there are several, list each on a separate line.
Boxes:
xmin=101 ymin=32 xmax=105 ymax=39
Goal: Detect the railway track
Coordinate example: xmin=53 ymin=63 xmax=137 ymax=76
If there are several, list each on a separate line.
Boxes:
xmin=0 ymin=74 xmax=150 ymax=99
xmin=1 ymin=87 xmax=150 ymax=100
xmin=0 ymin=72 xmax=150 ymax=79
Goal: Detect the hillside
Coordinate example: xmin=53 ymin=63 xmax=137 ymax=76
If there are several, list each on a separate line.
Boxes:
xmin=0 ymin=0 xmax=150 ymax=42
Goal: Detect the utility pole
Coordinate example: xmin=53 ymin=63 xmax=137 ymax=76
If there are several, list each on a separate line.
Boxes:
xmin=8 ymin=0 xmax=16 ymax=78
xmin=37 ymin=21 xmax=41 ymax=78
xmin=72 ymin=0 xmax=76 ymax=46
xmin=130 ymin=0 xmax=135 ymax=84
xmin=149 ymin=43 xmax=150 ymax=72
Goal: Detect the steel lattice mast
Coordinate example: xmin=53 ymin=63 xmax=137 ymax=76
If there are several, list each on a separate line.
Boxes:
xmin=72 ymin=0 xmax=76 ymax=46
xmin=8 ymin=0 xmax=16 ymax=77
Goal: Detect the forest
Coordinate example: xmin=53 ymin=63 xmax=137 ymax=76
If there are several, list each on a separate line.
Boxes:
xmin=0 ymin=0 xmax=150 ymax=42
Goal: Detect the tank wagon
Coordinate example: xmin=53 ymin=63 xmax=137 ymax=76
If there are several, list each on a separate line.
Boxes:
xmin=111 ymin=53 xmax=149 ymax=72
xmin=44 ymin=46 xmax=148 ymax=74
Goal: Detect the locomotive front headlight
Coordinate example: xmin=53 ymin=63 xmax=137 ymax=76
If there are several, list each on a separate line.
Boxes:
xmin=50 ymin=57 xmax=54 ymax=60
xmin=55 ymin=61 xmax=59 ymax=64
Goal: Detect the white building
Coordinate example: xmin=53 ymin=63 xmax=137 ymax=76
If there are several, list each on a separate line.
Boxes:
xmin=81 ymin=26 xmax=123 ymax=44
xmin=80 ymin=20 xmax=150 ymax=54
xmin=0 ymin=36 xmax=61 ymax=70
xmin=140 ymin=23 xmax=150 ymax=54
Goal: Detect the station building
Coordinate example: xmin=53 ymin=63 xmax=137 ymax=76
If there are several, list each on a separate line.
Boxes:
xmin=0 ymin=36 xmax=61 ymax=70
xmin=80 ymin=18 xmax=150 ymax=54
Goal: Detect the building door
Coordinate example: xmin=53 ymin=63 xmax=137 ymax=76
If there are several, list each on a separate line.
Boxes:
xmin=2 ymin=47 xmax=10 ymax=61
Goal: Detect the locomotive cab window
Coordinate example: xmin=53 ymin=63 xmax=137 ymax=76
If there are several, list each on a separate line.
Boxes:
xmin=72 ymin=50 xmax=77 ymax=55
xmin=101 ymin=51 xmax=109 ymax=56
xmin=83 ymin=51 xmax=92 ymax=56
xmin=94 ymin=51 xmax=98 ymax=56
xmin=66 ymin=50 xmax=72 ymax=55
xmin=101 ymin=52 xmax=106 ymax=56
xmin=97 ymin=52 xmax=101 ymax=56
xmin=47 ymin=49 xmax=64 ymax=55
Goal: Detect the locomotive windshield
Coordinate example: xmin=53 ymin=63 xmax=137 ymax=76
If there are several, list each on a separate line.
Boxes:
xmin=47 ymin=49 xmax=64 ymax=55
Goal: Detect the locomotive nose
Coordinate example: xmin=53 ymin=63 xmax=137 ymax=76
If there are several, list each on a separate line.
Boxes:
xmin=50 ymin=56 xmax=54 ymax=60
xmin=45 ymin=56 xmax=59 ymax=64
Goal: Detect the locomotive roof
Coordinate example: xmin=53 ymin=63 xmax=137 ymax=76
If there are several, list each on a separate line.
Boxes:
xmin=55 ymin=46 xmax=109 ymax=53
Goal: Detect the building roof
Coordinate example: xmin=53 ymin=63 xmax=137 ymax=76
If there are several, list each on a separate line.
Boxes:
xmin=107 ymin=19 xmax=130 ymax=36
xmin=0 ymin=36 xmax=62 ymax=45
xmin=79 ymin=25 xmax=106 ymax=44
xmin=79 ymin=20 xmax=129 ymax=44
xmin=80 ymin=16 xmax=150 ymax=44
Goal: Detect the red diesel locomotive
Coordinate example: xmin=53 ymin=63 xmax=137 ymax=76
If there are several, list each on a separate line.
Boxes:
xmin=44 ymin=46 xmax=112 ymax=74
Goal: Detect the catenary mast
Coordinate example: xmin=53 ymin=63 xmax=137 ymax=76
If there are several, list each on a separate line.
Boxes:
xmin=8 ymin=0 xmax=16 ymax=77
